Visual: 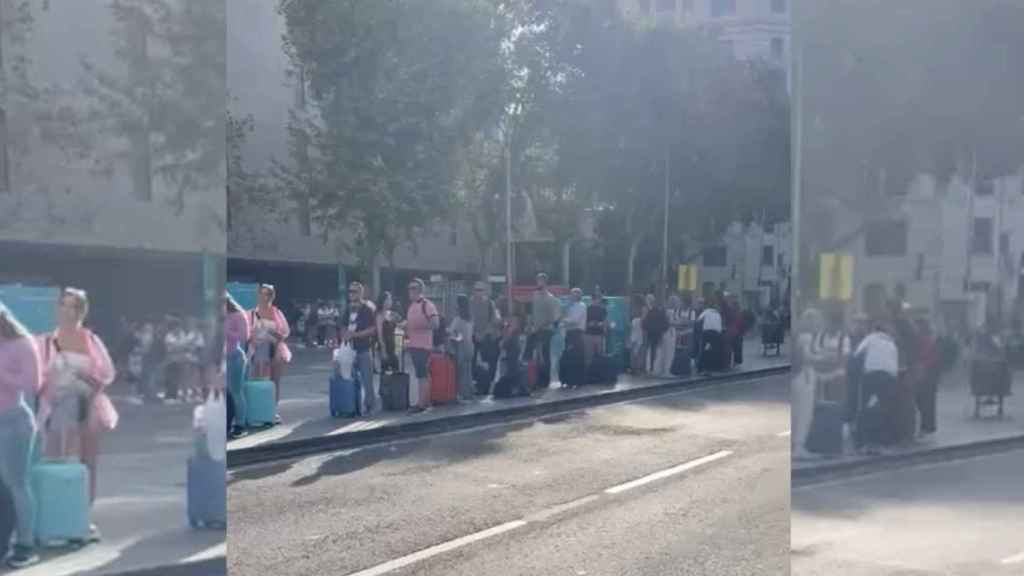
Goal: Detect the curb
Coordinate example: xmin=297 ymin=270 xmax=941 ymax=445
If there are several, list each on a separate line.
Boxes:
xmin=227 ymin=364 xmax=790 ymax=469
xmin=98 ymin=557 xmax=225 ymax=576
xmin=792 ymin=433 xmax=1024 ymax=487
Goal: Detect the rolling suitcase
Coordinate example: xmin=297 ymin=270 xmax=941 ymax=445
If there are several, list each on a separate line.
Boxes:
xmin=429 ymin=353 xmax=458 ymax=404
xmin=381 ymin=372 xmax=410 ymax=411
xmin=244 ymin=379 xmax=276 ymax=427
xmin=805 ymin=400 xmax=844 ymax=455
xmin=187 ymin=456 xmax=226 ymax=529
xmin=33 ymin=460 xmax=90 ymax=545
xmin=587 ymin=354 xmax=618 ymax=385
xmin=329 ymin=374 xmax=359 ymax=417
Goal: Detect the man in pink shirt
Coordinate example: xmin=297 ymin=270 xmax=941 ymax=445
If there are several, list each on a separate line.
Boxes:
xmin=403 ymin=278 xmax=440 ymax=413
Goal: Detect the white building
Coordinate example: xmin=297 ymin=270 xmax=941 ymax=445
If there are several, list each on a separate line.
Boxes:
xmin=839 ymin=171 xmax=1024 ymax=333
xmin=618 ymin=0 xmax=791 ymax=89
xmin=698 ymin=220 xmax=792 ymax=308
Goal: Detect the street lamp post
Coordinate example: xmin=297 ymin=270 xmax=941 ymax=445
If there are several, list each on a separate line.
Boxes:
xmin=505 ymin=133 xmax=513 ymax=307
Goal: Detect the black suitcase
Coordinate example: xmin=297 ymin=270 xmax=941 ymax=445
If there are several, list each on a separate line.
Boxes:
xmin=493 ymin=371 xmax=528 ymax=398
xmin=560 ymin=348 xmax=585 ymax=387
xmin=381 ymin=372 xmax=411 ymax=411
xmin=670 ymin=347 xmax=691 ymax=377
xmin=805 ymin=400 xmax=844 ymax=455
xmin=587 ymin=354 xmax=618 ymax=385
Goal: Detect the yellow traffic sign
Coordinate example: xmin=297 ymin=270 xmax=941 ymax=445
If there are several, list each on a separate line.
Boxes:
xmin=819 ymin=253 xmax=853 ymax=301
xmin=677 ymin=265 xmax=698 ymax=292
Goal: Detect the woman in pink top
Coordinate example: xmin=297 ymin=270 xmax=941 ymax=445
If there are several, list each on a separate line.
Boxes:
xmin=0 ymin=301 xmax=43 ymax=568
xmin=225 ymin=292 xmax=250 ymax=437
xmin=36 ymin=288 xmax=117 ymax=542
xmin=248 ymin=284 xmax=291 ymax=424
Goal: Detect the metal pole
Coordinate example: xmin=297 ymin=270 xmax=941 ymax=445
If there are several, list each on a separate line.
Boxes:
xmin=661 ymin=148 xmax=670 ymax=302
xmin=505 ymin=133 xmax=513 ymax=307
xmin=791 ymin=35 xmax=803 ymax=314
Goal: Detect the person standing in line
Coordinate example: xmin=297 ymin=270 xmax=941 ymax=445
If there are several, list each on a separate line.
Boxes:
xmin=37 ymin=288 xmax=117 ymax=542
xmin=225 ymin=292 xmax=250 ymax=438
xmin=449 ymin=294 xmax=476 ymax=401
xmin=376 ymin=291 xmax=401 ymax=375
xmin=630 ymin=297 xmax=648 ymax=375
xmin=0 ymin=302 xmax=43 ymax=568
xmin=724 ymin=293 xmax=747 ymax=368
xmin=249 ymin=284 xmax=292 ymax=425
xmin=914 ymin=317 xmax=940 ymax=437
xmin=697 ymin=298 xmax=724 ymax=374
xmin=643 ymin=293 xmax=671 ymax=375
xmin=315 ymin=301 xmax=331 ymax=348
xmin=339 ymin=282 xmax=377 ymax=416
xmin=584 ymin=287 xmax=608 ymax=372
xmin=852 ymin=322 xmax=900 ymax=452
xmin=792 ymin=308 xmax=824 ymax=460
xmin=659 ymin=293 xmax=686 ymax=377
xmin=469 ymin=282 xmax=501 ymax=394
xmin=690 ymin=297 xmax=705 ymax=367
xmin=403 ymin=279 xmax=440 ymax=413
xmin=527 ymin=273 xmax=561 ymax=388
xmin=562 ymin=288 xmax=588 ymax=387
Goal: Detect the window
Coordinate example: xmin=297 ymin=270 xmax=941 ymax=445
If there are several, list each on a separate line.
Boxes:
xmin=0 ymin=107 xmax=8 ymax=193
xmin=972 ymin=218 xmax=993 ymax=255
xmin=865 ymin=219 xmax=908 ymax=257
xmin=449 ymin=228 xmax=458 ymax=246
xmin=771 ymin=37 xmax=784 ymax=60
xmin=777 ymin=253 xmax=785 ymax=269
xmin=1000 ymin=232 xmax=1010 ymax=256
xmin=977 ymin=179 xmax=995 ymax=196
xmin=657 ymin=0 xmax=676 ymax=13
xmin=682 ymin=0 xmax=695 ymax=14
xmin=711 ymin=0 xmax=736 ymax=18
xmin=761 ymin=246 xmax=774 ymax=267
xmin=703 ymin=245 xmax=728 ymax=267
xmin=772 ymin=0 xmax=786 ymax=13
xmin=915 ymin=253 xmax=925 ymax=281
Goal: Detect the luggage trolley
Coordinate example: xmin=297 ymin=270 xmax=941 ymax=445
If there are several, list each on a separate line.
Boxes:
xmin=969 ymin=357 xmax=1011 ymax=418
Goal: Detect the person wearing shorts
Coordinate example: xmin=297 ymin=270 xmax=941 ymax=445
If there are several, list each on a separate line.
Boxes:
xmin=403 ymin=279 xmax=439 ymax=413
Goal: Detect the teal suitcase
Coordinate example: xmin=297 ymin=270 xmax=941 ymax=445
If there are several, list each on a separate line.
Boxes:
xmin=33 ymin=460 xmax=90 ymax=545
xmin=244 ymin=379 xmax=276 ymax=427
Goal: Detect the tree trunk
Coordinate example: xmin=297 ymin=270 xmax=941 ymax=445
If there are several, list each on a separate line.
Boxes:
xmin=626 ymin=236 xmax=641 ymax=303
xmin=369 ymin=252 xmax=382 ymax=300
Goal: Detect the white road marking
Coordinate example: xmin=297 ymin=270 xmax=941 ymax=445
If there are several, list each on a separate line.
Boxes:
xmin=604 ymin=450 xmax=733 ymax=495
xmin=346 ymin=520 xmax=528 ymax=576
xmin=777 ymin=430 xmax=791 ymax=437
xmin=180 ymin=542 xmax=226 ymax=564
xmin=344 ymin=448 xmax=735 ymax=574
xmin=1001 ymin=551 xmax=1024 ymax=565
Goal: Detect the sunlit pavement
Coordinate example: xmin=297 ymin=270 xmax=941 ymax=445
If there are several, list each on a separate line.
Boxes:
xmin=792 ymin=448 xmax=1024 ymax=575
xmin=227 ymin=373 xmax=789 ymax=575
xmin=2 ymin=399 xmax=224 ymax=576
xmin=229 ymin=338 xmax=788 ymax=452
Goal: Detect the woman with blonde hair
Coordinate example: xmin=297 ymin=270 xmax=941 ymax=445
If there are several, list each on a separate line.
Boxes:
xmin=37 ymin=287 xmax=117 ymax=542
xmin=248 ymin=284 xmax=291 ymax=425
xmin=0 ymin=301 xmax=43 ymax=568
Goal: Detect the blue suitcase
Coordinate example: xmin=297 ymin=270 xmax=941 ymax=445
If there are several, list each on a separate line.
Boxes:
xmin=33 ymin=460 xmax=90 ymax=545
xmin=330 ymin=374 xmax=359 ymax=418
xmin=244 ymin=379 xmax=276 ymax=427
xmin=187 ymin=456 xmax=226 ymax=529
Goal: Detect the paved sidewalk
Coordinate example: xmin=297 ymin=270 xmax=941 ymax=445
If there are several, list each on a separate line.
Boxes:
xmin=794 ymin=364 xmax=1023 ymax=473
xmin=2 ymin=399 xmax=224 ymax=576
xmin=228 ymin=339 xmax=789 ymax=453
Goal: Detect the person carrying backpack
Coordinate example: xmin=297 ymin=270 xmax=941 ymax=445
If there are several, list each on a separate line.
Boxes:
xmin=402 ymin=279 xmax=440 ymax=413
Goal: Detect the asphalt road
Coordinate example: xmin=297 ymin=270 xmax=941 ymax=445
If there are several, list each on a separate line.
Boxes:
xmin=792 ymin=448 xmax=1024 ymax=575
xmin=227 ymin=374 xmax=790 ymax=576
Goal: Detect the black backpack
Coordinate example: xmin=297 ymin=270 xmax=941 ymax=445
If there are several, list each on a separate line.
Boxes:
xmin=420 ymin=300 xmax=448 ymax=350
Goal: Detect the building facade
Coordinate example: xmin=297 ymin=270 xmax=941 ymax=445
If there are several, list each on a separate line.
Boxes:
xmin=841 ymin=171 xmax=1024 ymax=333
xmin=618 ymin=0 xmax=791 ymax=88
xmin=698 ymin=220 xmax=792 ymax=309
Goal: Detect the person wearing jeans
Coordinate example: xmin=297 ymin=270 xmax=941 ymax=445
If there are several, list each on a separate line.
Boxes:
xmin=341 ymin=282 xmax=378 ymax=416
xmin=0 ymin=302 xmax=43 ymax=568
xmin=225 ymin=293 xmax=250 ymax=438
xmin=527 ymin=273 xmax=561 ymax=388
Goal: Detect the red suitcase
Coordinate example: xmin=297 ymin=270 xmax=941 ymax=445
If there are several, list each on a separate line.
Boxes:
xmin=429 ymin=353 xmax=458 ymax=404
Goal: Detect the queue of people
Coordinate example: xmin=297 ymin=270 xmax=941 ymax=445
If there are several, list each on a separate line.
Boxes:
xmin=0 ymin=289 xmax=117 ymax=568
xmin=794 ymin=300 xmax=964 ymax=459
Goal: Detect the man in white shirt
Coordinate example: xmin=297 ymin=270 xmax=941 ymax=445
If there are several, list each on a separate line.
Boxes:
xmin=697 ymin=302 xmax=724 ymax=373
xmin=562 ymin=288 xmax=587 ymax=387
xmin=852 ymin=324 xmax=899 ymax=450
